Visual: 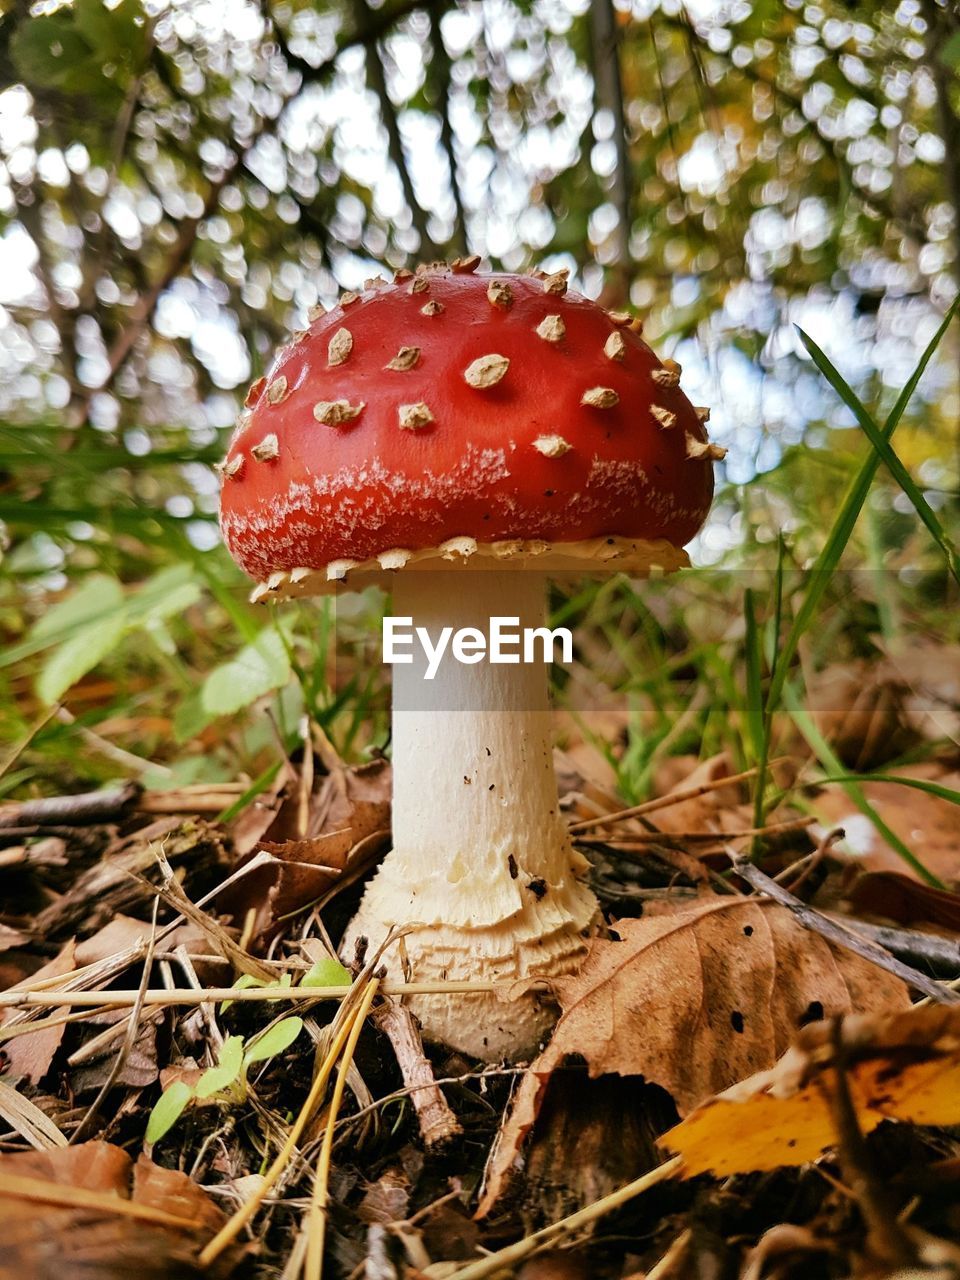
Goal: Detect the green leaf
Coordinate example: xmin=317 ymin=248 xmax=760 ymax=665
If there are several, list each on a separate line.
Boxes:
xmin=11 ymin=0 xmax=148 ymax=97
xmin=126 ymin=564 xmax=202 ymax=626
xmin=742 ymin=589 xmax=765 ymax=764
xmin=11 ymin=19 xmax=93 ymax=92
xmin=195 ymin=1035 xmax=245 ymax=1099
xmin=220 ymin=971 xmax=291 ymax=1012
xmin=145 ymin=1080 xmax=194 ymax=1145
xmin=301 ymin=958 xmax=352 ymax=989
xmin=31 ymin=575 xmax=126 ymax=645
xmin=243 ymin=1017 xmax=304 ymax=1066
xmin=219 ymin=972 xmax=262 ymax=1014
xmin=820 ymin=774 xmax=960 ymax=807
xmin=200 ymin=629 xmax=291 ymax=717
xmin=36 ymin=611 xmax=129 ymax=705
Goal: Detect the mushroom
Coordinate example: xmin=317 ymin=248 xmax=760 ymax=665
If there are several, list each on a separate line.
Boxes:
xmin=218 ymin=265 xmax=720 ymax=1060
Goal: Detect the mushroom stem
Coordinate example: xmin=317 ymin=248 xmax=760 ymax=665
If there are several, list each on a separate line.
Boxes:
xmin=341 ymin=571 xmax=598 ymax=1060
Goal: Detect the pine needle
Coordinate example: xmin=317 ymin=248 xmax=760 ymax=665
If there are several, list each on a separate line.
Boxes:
xmin=304 ymin=978 xmax=379 ymax=1279
xmin=0 ymin=1170 xmax=202 ymax=1230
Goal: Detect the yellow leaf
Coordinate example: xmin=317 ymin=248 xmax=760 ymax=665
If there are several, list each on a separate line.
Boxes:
xmin=662 ymin=1006 xmax=960 ymax=1178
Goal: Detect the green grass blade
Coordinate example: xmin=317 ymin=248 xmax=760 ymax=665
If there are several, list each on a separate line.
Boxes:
xmin=818 ymin=773 xmax=960 ymax=806
xmin=784 ymin=685 xmax=945 ymax=887
xmin=797 ymin=326 xmax=960 ymax=586
xmin=766 ymin=295 xmax=960 ymax=716
xmin=743 ymin=588 xmax=765 ymax=763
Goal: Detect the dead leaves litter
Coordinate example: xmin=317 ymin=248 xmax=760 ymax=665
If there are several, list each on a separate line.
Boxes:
xmin=478 ymin=896 xmax=908 ymax=1214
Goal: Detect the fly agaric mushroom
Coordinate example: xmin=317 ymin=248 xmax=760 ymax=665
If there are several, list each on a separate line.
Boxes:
xmin=218 ymin=263 xmax=722 ymax=1060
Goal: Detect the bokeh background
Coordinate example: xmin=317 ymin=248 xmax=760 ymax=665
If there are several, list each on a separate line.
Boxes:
xmin=0 ymin=0 xmax=957 ymax=801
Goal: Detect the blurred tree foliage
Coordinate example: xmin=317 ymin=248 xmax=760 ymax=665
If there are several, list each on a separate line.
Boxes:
xmin=0 ymin=0 xmax=957 ymax=789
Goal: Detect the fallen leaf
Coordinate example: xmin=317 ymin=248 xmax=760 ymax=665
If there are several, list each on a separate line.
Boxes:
xmin=806 ymin=660 xmax=916 ymax=770
xmin=0 ymin=927 xmax=27 ymax=953
xmin=69 ymin=1008 xmax=159 ymax=1093
xmin=661 ymin=1005 xmax=960 ymax=1177
xmin=813 ymin=763 xmax=960 ymax=885
xmin=879 ymin=639 xmax=960 ymax=743
xmin=75 ymin=915 xmax=154 ymax=966
xmin=477 ymin=897 xmax=908 ymax=1215
xmin=0 ymin=1140 xmax=240 ymax=1278
xmin=646 ymin=754 xmax=747 ymax=838
xmin=223 ymin=758 xmax=391 ymax=932
xmin=1 ymin=941 xmax=76 ymax=1084
xmin=847 ymin=870 xmax=960 ymax=933
xmin=34 ymin=818 xmax=230 ymax=938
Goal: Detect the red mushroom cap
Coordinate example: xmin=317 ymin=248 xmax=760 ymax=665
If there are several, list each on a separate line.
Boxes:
xmin=218 ymin=265 xmax=721 ymax=593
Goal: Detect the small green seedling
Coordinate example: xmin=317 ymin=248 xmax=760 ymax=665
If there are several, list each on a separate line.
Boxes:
xmin=146 ymin=957 xmax=353 ymax=1147
xmin=146 ymin=1017 xmax=304 ymax=1146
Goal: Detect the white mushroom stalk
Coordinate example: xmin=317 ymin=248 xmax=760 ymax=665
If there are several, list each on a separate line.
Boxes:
xmin=341 ymin=570 xmax=598 ymax=1060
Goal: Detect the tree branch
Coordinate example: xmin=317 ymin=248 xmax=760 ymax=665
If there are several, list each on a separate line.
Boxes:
xmin=589 ymin=0 xmax=632 ymax=301
xmin=350 ymin=0 xmax=437 ymax=257
xmin=428 ymin=6 xmax=467 ymax=256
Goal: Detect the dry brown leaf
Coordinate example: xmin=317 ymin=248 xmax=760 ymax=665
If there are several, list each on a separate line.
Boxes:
xmin=847 ymin=870 xmax=960 ymax=933
xmin=2 ymin=1138 xmax=130 ymax=1193
xmin=74 ymin=915 xmax=154 ymax=966
xmin=0 ymin=926 xmax=28 ymax=953
xmin=69 ymin=1009 xmax=159 ymax=1093
xmin=0 ymin=1141 xmax=240 ymax=1278
xmin=879 ymin=640 xmax=960 ymax=743
xmin=1 ymin=941 xmax=76 ymax=1084
xmin=646 ymin=753 xmax=747 ymax=837
xmin=661 ymin=1005 xmax=960 ymax=1178
xmin=477 ymin=897 xmax=908 ymax=1215
xmin=806 ymin=660 xmax=916 ymax=770
xmin=222 ymin=758 xmax=391 ymax=932
xmin=813 ymin=763 xmax=960 ymax=885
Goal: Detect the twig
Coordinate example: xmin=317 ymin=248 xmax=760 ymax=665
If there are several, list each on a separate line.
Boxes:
xmin=55 ymin=708 xmax=170 ymax=778
xmin=773 ymin=828 xmax=843 ymax=893
xmin=0 ymin=783 xmax=142 ymax=831
xmin=0 ymin=1079 xmax=67 ymax=1151
xmin=143 ymin=846 xmax=276 ymax=982
xmin=445 ymin=1157 xmax=683 ymax=1280
xmin=0 ymin=979 xmax=503 ymax=1013
xmin=822 ymin=1019 xmax=917 ymax=1268
xmin=335 ymin=1063 xmax=525 ymax=1132
xmin=429 ymin=6 xmax=468 ymax=256
xmin=589 ymin=0 xmax=632 ymax=295
xmin=644 ymin=1229 xmax=692 ymax=1280
xmin=567 ymin=761 xmax=785 ymax=832
xmin=350 ymin=0 xmax=437 ymax=256
xmin=826 ymin=916 xmax=960 ymax=979
xmin=374 ymin=999 xmax=462 ymax=1149
xmin=728 ymin=852 xmax=959 ymax=1005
